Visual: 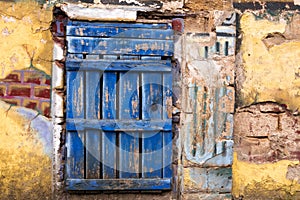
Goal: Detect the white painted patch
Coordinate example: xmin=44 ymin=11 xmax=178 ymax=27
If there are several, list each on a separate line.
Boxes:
xmin=1 ymin=15 xmax=16 ymax=23
xmin=295 ymin=0 xmax=300 ymax=5
xmin=61 ymin=4 xmax=137 ymax=21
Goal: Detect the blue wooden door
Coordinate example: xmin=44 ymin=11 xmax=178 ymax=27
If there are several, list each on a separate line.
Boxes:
xmin=65 ymin=21 xmax=174 ymax=190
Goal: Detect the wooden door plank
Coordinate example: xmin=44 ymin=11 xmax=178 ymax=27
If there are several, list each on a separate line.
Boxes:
xmin=102 ymin=72 xmax=117 ymax=119
xmin=119 ymin=132 xmax=139 ymax=178
xmin=142 ymin=131 xmax=162 ymax=178
xmin=86 ymin=129 xmax=101 ymax=179
xmin=163 ymin=131 xmax=172 ymax=178
xmin=119 ymin=72 xmax=139 ymax=120
xmin=86 ymin=71 xmax=101 ymax=119
xmin=163 ymin=73 xmax=172 ymax=120
xmin=66 ymin=71 xmax=84 ymax=119
xmin=142 ymin=72 xmax=163 ymax=120
xmin=66 ymin=131 xmax=85 ymax=179
xmin=102 ymin=131 xmax=117 ymax=179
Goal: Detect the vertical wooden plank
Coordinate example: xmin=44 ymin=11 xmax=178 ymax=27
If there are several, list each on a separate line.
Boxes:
xmin=102 ymin=131 xmax=117 ymax=179
xmin=119 ymin=72 xmax=139 ymax=120
xmin=66 ymin=131 xmax=85 ymax=178
xmin=67 ymin=71 xmax=84 ymax=119
xmin=142 ymin=73 xmax=162 ymax=120
xmin=163 ymin=131 xmax=172 ymax=178
xmin=102 ymin=72 xmax=117 ymax=119
xmin=163 ymin=73 xmax=172 ymax=120
xmin=142 ymin=131 xmax=162 ymax=178
xmin=119 ymin=132 xmax=139 ymax=178
xmin=86 ymin=129 xmax=101 ymax=179
xmin=86 ymin=71 xmax=101 ymax=119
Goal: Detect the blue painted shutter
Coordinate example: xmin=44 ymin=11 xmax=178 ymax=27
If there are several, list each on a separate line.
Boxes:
xmin=65 ymin=21 xmax=173 ymax=191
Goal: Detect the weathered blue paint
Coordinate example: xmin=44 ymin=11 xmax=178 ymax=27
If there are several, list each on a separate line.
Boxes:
xmin=66 ymin=21 xmax=173 ymax=191
xmin=86 ymin=129 xmax=101 ymax=179
xmin=86 ymin=72 xmax=101 ymax=119
xmin=102 ymin=72 xmax=117 ymax=119
xmin=66 ymin=119 xmax=172 ymax=131
xmin=119 ymin=132 xmax=139 ymax=178
xmin=66 ymin=60 xmax=172 ymax=72
xmin=66 ymin=131 xmax=85 ymax=179
xmin=67 ymin=36 xmax=174 ymax=56
xmin=142 ymin=131 xmax=162 ymax=178
xmin=65 ymin=178 xmax=171 ymax=191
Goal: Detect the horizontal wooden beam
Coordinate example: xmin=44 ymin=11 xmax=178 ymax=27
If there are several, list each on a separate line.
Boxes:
xmin=65 ymin=178 xmax=172 ymax=191
xmin=66 ymin=59 xmax=172 ymax=72
xmin=66 ymin=119 xmax=172 ymax=131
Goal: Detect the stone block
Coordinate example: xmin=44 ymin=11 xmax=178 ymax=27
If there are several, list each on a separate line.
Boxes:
xmin=182 ymin=193 xmax=232 ymax=200
xmin=183 ymin=167 xmax=208 ymax=192
xmin=207 ymin=167 xmax=232 ymax=192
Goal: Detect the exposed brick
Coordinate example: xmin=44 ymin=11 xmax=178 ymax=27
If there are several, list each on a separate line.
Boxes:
xmin=23 ymin=71 xmax=46 ymax=85
xmin=172 ymin=18 xmax=184 ymax=33
xmin=8 ymin=85 xmax=31 ymax=97
xmin=34 ymin=86 xmax=50 ymax=99
xmin=41 ymin=101 xmax=51 ymax=118
xmin=23 ymin=99 xmax=39 ymax=110
xmin=234 ymin=111 xmax=278 ymax=138
xmin=45 ymin=78 xmax=51 ymax=85
xmin=2 ymin=72 xmax=21 ymax=83
xmin=0 ymin=85 xmax=6 ymax=96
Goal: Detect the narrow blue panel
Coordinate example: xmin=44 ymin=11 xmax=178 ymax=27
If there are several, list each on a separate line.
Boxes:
xmin=67 ymin=27 xmax=173 ymax=40
xmin=119 ymin=72 xmax=139 ymax=120
xmin=142 ymin=132 xmax=162 ymax=178
xmin=119 ymin=132 xmax=139 ymax=178
xmin=142 ymin=73 xmax=162 ymax=120
xmin=66 ymin=119 xmax=171 ymax=132
xmin=102 ymin=72 xmax=117 ymax=119
xmin=102 ymin=132 xmax=117 ymax=179
xmin=65 ymin=178 xmax=171 ymax=191
xmin=163 ymin=131 xmax=172 ymax=178
xmin=163 ymin=73 xmax=172 ymax=120
xmin=86 ymin=130 xmax=101 ymax=179
xmin=66 ymin=60 xmax=172 ymax=72
xmin=66 ymin=131 xmax=85 ymax=179
xmin=66 ymin=71 xmax=84 ymax=119
xmin=67 ymin=21 xmax=169 ymax=29
xmin=67 ymin=37 xmax=174 ymax=56
xmin=86 ymin=71 xmax=101 ymax=119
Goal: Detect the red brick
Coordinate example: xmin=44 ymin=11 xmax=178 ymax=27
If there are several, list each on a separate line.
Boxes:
xmin=0 ymin=85 xmax=6 ymax=96
xmin=23 ymin=71 xmax=44 ymax=84
xmin=34 ymin=86 xmax=50 ymax=99
xmin=41 ymin=101 xmax=50 ymax=118
xmin=45 ymin=78 xmax=51 ymax=85
xmin=2 ymin=72 xmax=21 ymax=83
xmin=8 ymin=85 xmax=31 ymax=97
xmin=23 ymin=99 xmax=39 ymax=110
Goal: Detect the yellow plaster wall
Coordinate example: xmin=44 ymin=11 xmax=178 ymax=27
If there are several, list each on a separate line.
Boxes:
xmin=232 ymin=153 xmax=300 ymax=199
xmin=0 ymin=0 xmax=53 ymax=78
xmin=0 ymin=101 xmax=52 ymax=199
xmin=238 ymin=12 xmax=300 ymax=111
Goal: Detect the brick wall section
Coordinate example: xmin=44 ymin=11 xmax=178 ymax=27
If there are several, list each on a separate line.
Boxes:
xmin=234 ymin=102 xmax=300 ymax=163
xmin=0 ymin=68 xmax=51 ymax=117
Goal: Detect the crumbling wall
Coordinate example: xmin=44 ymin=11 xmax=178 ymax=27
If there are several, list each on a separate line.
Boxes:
xmin=233 ymin=2 xmax=300 ymax=199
